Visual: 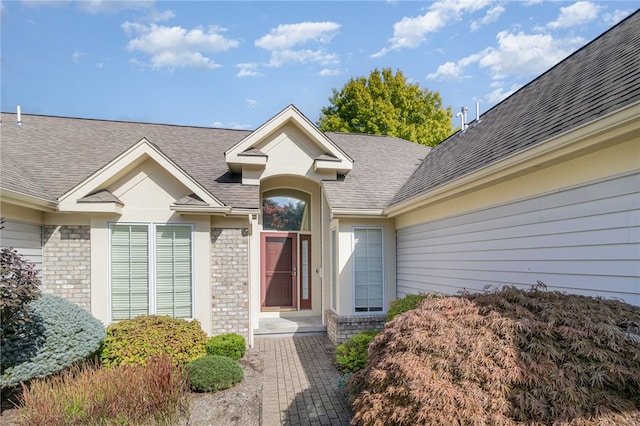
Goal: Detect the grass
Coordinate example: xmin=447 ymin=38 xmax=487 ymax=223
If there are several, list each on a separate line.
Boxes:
xmin=17 ymin=355 xmax=190 ymax=425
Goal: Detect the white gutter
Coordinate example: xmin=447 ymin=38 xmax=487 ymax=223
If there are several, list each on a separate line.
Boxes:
xmin=0 ymin=188 xmax=58 ymax=212
xmin=385 ymin=101 xmax=640 ymax=217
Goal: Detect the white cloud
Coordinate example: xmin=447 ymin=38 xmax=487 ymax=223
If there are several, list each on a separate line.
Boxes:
xmin=255 ymin=21 xmax=341 ymax=68
xmin=96 ymin=62 xmax=104 ymax=69
xmin=478 ymin=31 xmax=584 ymax=78
xmin=319 ymin=68 xmax=341 ymax=77
xmin=372 ymin=0 xmax=492 ymax=57
xmin=603 ymin=9 xmax=633 ymax=25
xmin=77 ymin=0 xmax=154 ymax=14
xmin=484 ymin=83 xmax=522 ymax=104
xmin=246 ymin=99 xmax=258 ymax=108
xmin=236 ymin=63 xmax=260 ymax=78
xmin=427 ymin=61 xmax=465 ymax=80
xmin=256 ymin=21 xmax=340 ymax=50
xmin=547 ymin=1 xmax=599 ymax=29
xmin=71 ymin=51 xmax=86 ymax=63
xmin=433 ymin=30 xmax=584 ymax=82
xmin=470 ymin=5 xmax=505 ymax=31
xmin=123 ymin=22 xmax=239 ymax=70
xmin=228 ymin=122 xmax=252 ymax=130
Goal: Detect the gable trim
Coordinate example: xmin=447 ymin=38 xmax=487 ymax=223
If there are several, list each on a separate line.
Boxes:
xmin=224 ymin=105 xmax=353 ymax=175
xmin=58 ymin=138 xmax=225 ymax=213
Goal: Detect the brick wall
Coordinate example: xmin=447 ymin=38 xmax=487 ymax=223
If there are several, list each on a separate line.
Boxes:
xmin=210 ymin=228 xmax=250 ymax=339
xmin=42 ymin=225 xmax=91 ymax=311
xmin=326 ymin=310 xmax=386 ymax=344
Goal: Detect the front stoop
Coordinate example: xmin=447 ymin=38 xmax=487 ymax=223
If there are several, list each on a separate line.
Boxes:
xmin=254 ymin=316 xmax=326 ymax=336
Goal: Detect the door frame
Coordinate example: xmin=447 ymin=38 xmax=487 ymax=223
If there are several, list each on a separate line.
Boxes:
xmin=260 ymin=232 xmax=297 ymax=310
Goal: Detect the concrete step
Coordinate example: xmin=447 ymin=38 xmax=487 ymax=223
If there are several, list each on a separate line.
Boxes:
xmin=254 ymin=316 xmax=326 ymax=336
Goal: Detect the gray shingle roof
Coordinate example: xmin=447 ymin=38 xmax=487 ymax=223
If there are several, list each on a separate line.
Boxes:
xmin=323 ymin=133 xmax=430 ymax=210
xmin=0 ymin=114 xmax=428 ymax=211
xmin=0 ymin=115 xmax=257 ymax=207
xmin=391 ymin=10 xmax=640 ymax=207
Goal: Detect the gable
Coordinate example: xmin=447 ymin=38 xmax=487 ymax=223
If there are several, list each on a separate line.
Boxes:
xmin=225 ymin=105 xmax=353 ymax=184
xmin=57 ymin=138 xmax=225 ymax=213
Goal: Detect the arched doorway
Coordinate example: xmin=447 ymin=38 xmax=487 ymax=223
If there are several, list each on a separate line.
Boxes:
xmin=260 ymin=189 xmax=312 ymax=311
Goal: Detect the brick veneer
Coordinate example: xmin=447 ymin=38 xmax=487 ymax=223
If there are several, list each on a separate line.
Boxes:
xmin=42 ymin=225 xmax=91 ymax=311
xmin=326 ymin=309 xmax=386 ymax=344
xmin=210 ymin=228 xmax=250 ymax=339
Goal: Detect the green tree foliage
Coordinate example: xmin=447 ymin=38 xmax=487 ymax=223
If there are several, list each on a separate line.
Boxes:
xmin=262 ymin=198 xmax=306 ymax=231
xmin=317 ymin=68 xmax=453 ymax=147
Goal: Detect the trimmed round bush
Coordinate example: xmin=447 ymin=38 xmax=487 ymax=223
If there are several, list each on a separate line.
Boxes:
xmin=100 ymin=315 xmax=207 ymax=367
xmin=386 ymin=293 xmax=435 ymax=322
xmin=205 ymin=333 xmax=246 ymax=360
xmin=335 ymin=330 xmax=380 ymax=374
xmin=187 ymin=355 xmax=244 ymax=392
xmin=1 ymin=294 xmax=106 ymax=387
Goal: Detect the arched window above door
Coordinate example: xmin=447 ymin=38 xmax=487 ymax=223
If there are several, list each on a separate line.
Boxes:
xmin=262 ymin=189 xmax=310 ymax=231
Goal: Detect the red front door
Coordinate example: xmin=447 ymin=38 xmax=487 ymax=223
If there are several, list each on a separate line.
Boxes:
xmin=261 ymin=233 xmax=297 ymax=309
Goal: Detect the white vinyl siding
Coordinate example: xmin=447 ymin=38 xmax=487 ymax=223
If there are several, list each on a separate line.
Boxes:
xmin=110 ymin=224 xmax=193 ymax=321
xmin=353 ymin=227 xmax=384 ymax=312
xmin=396 ymin=173 xmax=640 ymax=306
xmin=0 ymin=220 xmax=42 ymax=271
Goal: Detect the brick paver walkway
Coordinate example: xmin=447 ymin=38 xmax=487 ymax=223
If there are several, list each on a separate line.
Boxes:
xmin=256 ymin=335 xmax=352 ymax=425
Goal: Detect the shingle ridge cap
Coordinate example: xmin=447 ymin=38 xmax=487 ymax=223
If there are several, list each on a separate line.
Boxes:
xmin=0 ymin=112 xmax=253 ymax=132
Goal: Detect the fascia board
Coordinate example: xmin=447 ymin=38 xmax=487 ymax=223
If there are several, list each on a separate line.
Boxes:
xmin=331 ymin=208 xmax=386 ymax=219
xmin=386 ymin=101 xmax=640 ymax=217
xmin=0 ymin=188 xmax=58 ymax=212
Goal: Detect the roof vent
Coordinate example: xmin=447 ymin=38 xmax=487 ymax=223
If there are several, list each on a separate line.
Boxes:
xmin=457 ymin=102 xmax=481 ymax=133
xmin=456 ymin=106 xmax=468 ymax=133
xmin=16 ymin=105 xmax=22 ymax=126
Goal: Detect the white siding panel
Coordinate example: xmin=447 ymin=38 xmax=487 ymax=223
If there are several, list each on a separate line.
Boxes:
xmin=396 ymin=173 xmax=640 ymax=306
xmin=0 ymin=220 xmax=43 ymax=269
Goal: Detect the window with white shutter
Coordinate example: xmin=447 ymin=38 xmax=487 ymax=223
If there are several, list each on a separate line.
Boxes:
xmin=353 ymin=227 xmax=383 ymax=312
xmin=110 ymin=224 xmax=193 ymax=321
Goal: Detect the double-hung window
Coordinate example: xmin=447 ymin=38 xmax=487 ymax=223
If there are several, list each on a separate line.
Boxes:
xmin=353 ymin=227 xmax=383 ymax=312
xmin=110 ymin=224 xmax=193 ymax=321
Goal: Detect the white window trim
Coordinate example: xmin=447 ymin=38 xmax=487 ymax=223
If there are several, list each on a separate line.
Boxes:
xmin=351 ymin=226 xmax=385 ymax=315
xmin=330 ymin=226 xmax=338 ymax=312
xmin=108 ymin=222 xmax=195 ymax=323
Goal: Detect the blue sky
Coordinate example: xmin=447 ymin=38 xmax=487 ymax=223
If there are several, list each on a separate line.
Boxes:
xmin=1 ymin=1 xmax=636 ymax=130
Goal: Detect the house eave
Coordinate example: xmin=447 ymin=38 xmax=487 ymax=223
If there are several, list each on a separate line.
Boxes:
xmin=386 ymin=101 xmax=640 ymax=217
xmin=0 ymin=188 xmax=58 ymax=212
xmin=170 ymin=206 xmax=259 ymax=217
xmin=331 ymin=208 xmax=386 ymax=219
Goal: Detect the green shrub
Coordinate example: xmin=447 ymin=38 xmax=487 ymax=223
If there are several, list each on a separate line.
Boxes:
xmin=350 ymin=287 xmax=640 ymax=426
xmin=19 ymin=354 xmax=189 ymax=425
xmin=100 ymin=315 xmax=207 ymax=367
xmin=1 ymin=294 xmax=105 ymax=387
xmin=187 ymin=355 xmax=243 ymax=393
xmin=205 ymin=333 xmax=246 ymax=360
xmin=0 ymin=247 xmax=41 ymax=341
xmin=335 ymin=330 xmax=380 ymax=374
xmin=386 ymin=293 xmax=435 ymax=322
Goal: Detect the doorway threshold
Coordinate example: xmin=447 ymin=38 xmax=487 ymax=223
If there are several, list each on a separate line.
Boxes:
xmin=254 ymin=316 xmax=326 ymax=336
